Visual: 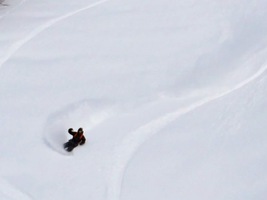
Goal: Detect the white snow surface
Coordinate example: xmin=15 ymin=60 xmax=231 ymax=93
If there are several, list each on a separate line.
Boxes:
xmin=1 ymin=0 xmax=267 ymax=199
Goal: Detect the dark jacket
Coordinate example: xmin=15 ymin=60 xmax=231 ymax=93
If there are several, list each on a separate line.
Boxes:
xmin=69 ymin=129 xmax=86 ymax=145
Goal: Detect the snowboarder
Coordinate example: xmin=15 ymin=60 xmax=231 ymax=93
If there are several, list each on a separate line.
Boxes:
xmin=64 ymin=128 xmax=86 ymax=152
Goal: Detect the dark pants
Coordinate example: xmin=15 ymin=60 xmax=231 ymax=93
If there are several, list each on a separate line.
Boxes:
xmin=64 ymin=139 xmax=79 ymax=152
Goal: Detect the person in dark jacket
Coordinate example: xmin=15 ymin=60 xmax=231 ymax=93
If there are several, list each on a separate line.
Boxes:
xmin=64 ymin=128 xmax=86 ymax=152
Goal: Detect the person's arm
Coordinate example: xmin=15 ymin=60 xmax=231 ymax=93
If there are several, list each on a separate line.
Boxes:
xmin=80 ymin=136 xmax=86 ymax=145
xmin=68 ymin=128 xmax=75 ymax=136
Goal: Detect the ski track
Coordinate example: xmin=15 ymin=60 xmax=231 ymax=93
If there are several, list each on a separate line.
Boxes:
xmin=0 ymin=0 xmax=109 ymax=69
xmin=107 ymin=61 xmax=267 ymax=200
xmin=0 ymin=178 xmax=33 ymax=200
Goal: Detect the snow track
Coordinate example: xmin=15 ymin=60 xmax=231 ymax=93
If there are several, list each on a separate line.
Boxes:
xmin=0 ymin=0 xmax=109 ymax=69
xmin=107 ymin=51 xmax=267 ymax=200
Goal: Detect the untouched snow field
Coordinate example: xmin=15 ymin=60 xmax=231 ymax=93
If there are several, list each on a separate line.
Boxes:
xmin=1 ymin=0 xmax=267 ymax=199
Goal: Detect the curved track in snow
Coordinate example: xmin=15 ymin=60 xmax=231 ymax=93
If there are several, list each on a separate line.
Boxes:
xmin=107 ymin=54 xmax=267 ymax=200
xmin=0 ymin=0 xmax=109 ymax=69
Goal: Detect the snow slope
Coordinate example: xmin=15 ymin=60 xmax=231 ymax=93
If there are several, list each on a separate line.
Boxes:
xmin=1 ymin=0 xmax=267 ymax=200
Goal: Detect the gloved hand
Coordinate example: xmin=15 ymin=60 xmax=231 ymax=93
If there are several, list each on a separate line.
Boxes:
xmin=68 ymin=128 xmax=74 ymax=133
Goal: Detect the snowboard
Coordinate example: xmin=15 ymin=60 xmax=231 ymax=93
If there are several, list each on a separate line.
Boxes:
xmin=63 ymin=141 xmax=76 ymax=152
